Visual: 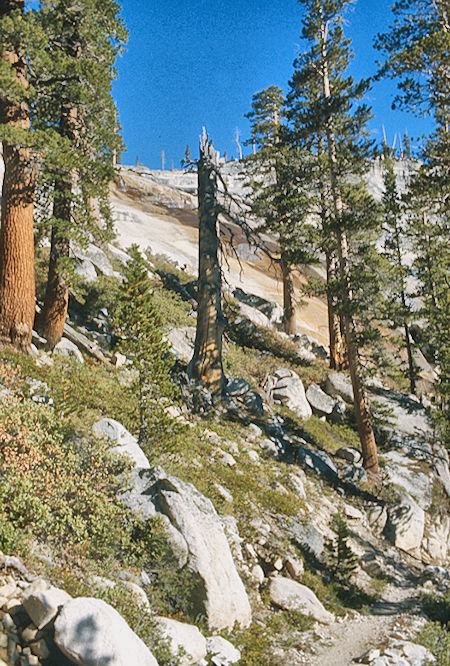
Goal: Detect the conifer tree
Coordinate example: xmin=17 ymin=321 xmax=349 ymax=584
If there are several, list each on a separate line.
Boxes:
xmin=0 ymin=0 xmax=36 ymax=350
xmin=380 ymin=147 xmax=417 ymax=394
xmin=376 ymin=0 xmax=449 ymax=429
xmin=34 ymin=0 xmax=126 ymax=349
xmin=287 ymin=0 xmax=380 ymax=475
xmin=245 ymin=86 xmax=317 ymax=335
xmin=113 ymin=245 xmax=178 ymax=450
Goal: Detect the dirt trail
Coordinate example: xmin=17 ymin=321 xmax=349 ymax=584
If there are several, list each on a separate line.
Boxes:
xmin=310 ymin=584 xmax=421 ymax=666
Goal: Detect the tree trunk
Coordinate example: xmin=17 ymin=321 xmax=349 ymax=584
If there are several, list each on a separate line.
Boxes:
xmin=36 ymin=104 xmax=77 ymax=349
xmin=326 ymin=250 xmax=348 ymax=370
xmin=320 ymin=12 xmax=379 ymax=475
xmin=188 ymin=133 xmax=225 ymax=397
xmin=35 ymin=216 xmax=70 ymax=349
xmin=281 ymin=254 xmax=296 ymax=335
xmin=403 ymin=319 xmax=416 ymax=395
xmin=0 ymin=0 xmax=36 ymax=351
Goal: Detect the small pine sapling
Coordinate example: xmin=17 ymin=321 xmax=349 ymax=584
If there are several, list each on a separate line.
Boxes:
xmin=326 ymin=512 xmax=359 ymax=581
xmin=112 ymin=245 xmax=182 ymax=454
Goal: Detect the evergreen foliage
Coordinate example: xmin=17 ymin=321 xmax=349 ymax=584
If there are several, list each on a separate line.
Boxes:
xmin=112 ymin=246 xmax=182 ymax=452
xmin=376 ymin=0 xmax=449 ymax=435
xmin=326 ymin=512 xmax=358 ymax=581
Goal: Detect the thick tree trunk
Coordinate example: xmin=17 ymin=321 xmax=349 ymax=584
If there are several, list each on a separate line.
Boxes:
xmin=326 ymin=250 xmax=348 ymax=370
xmin=320 ymin=13 xmax=379 ymax=475
xmin=188 ymin=134 xmax=225 ymax=397
xmin=0 ymin=0 xmax=36 ymax=351
xmin=35 ymin=217 xmax=70 ymax=349
xmin=36 ymin=105 xmax=77 ymax=349
xmin=403 ymin=320 xmax=416 ymax=395
xmin=335 ymin=231 xmax=379 ymax=476
xmin=281 ymin=255 xmax=296 ymax=335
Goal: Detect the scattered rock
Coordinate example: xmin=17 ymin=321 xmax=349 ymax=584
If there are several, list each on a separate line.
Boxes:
xmin=265 ymin=369 xmax=312 ymax=420
xmin=269 ymin=576 xmax=335 ymax=624
xmin=206 ymin=635 xmax=241 ymax=665
xmin=306 ymin=384 xmax=337 ymax=416
xmin=296 ymin=447 xmax=339 ymax=484
xmin=384 ymin=493 xmax=425 ymax=555
xmin=325 ymin=372 xmax=354 ymax=404
xmin=286 ymin=472 xmax=307 ymax=499
xmin=289 ymin=522 xmax=325 ymax=557
xmin=54 ymin=597 xmax=158 ymax=665
xmin=336 ymin=447 xmax=362 ymax=465
xmin=226 ymin=377 xmax=251 ymax=397
xmin=382 ymin=450 xmax=432 ymax=509
xmin=93 ymin=418 xmax=150 ymax=469
xmin=153 ymin=616 xmax=207 ymax=665
xmin=22 ymin=579 xmax=71 ymax=630
xmin=53 ymin=338 xmax=84 ymax=363
xmin=341 ymin=465 xmax=368 ymax=484
xmin=167 ymin=326 xmax=196 ymax=362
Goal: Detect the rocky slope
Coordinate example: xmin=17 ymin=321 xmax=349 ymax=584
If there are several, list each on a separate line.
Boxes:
xmin=0 ymin=158 xmax=448 ymax=666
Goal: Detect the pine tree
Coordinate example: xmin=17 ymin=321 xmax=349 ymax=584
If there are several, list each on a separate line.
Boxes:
xmin=326 ymin=513 xmax=358 ymax=580
xmin=380 ymin=147 xmax=417 ymax=394
xmin=376 ymin=0 xmax=449 ymax=432
xmin=34 ymin=0 xmax=126 ymax=349
xmin=286 ymin=0 xmax=380 ymax=475
xmin=113 ymin=245 xmax=179 ymax=451
xmin=0 ymin=0 xmax=37 ymax=350
xmin=245 ymin=86 xmax=317 ymax=335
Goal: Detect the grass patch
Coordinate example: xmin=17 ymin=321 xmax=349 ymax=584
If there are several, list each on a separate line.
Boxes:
xmin=416 ymin=622 xmax=450 ymax=666
xmin=301 ymin=415 xmax=360 ymax=455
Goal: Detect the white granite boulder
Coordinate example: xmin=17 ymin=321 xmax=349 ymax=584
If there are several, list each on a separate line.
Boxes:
xmin=265 ymin=369 xmax=312 ymax=420
xmin=53 ymin=338 xmax=84 ymax=363
xmin=93 ymin=417 xmax=150 ymax=469
xmin=269 ymin=576 xmax=334 ymax=624
xmin=383 ymin=493 xmax=425 ymax=555
xmin=54 ymin=597 xmax=158 ymax=665
xmin=149 ymin=468 xmax=252 ymax=630
xmin=206 ymin=635 xmax=241 ymax=665
xmin=325 ymin=372 xmax=354 ymax=404
xmin=306 ymin=384 xmax=337 ymax=416
xmin=153 ymin=617 xmax=206 ymax=665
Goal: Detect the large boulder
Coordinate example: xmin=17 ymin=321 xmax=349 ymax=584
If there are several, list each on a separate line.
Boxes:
xmin=122 ymin=468 xmax=251 ymax=631
xmin=306 ymin=384 xmax=337 ymax=416
xmin=382 ymin=450 xmax=432 ymax=509
xmin=73 ymin=243 xmax=115 ymax=278
xmin=93 ymin=418 xmax=150 ymax=469
xmin=151 ymin=469 xmax=252 ymax=630
xmin=54 ymin=597 xmax=158 ymax=665
xmin=325 ymin=373 xmax=354 ymax=404
xmin=422 ymin=514 xmax=450 ymax=565
xmin=237 ymin=302 xmax=271 ymax=328
xmin=383 ymin=493 xmax=425 ymax=555
xmin=269 ymin=576 xmax=334 ymax=624
xmin=265 ymin=369 xmax=312 ymax=420
xmin=153 ymin=617 xmax=206 ymax=665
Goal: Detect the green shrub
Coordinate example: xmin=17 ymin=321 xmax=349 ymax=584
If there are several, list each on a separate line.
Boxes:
xmin=0 ymin=398 xmax=132 ymax=559
xmin=416 ymin=622 xmax=450 ymax=666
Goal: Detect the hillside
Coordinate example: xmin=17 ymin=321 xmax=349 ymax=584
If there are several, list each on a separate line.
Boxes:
xmin=0 ymin=158 xmax=448 ymax=666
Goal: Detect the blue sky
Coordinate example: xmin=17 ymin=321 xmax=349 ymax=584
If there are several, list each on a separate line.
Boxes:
xmin=112 ymin=0 xmax=432 ymax=169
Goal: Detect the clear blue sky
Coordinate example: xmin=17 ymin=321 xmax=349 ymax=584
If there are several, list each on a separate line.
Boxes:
xmin=113 ymin=0 xmax=431 ymax=169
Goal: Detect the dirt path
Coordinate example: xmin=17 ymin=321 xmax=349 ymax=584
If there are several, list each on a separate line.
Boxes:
xmin=310 ymin=584 xmax=421 ymax=666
